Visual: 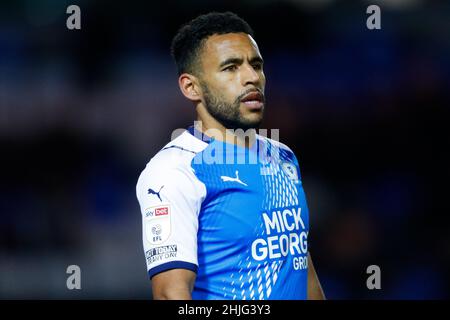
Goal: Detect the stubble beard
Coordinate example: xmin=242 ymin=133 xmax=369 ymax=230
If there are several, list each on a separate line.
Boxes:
xmin=201 ymin=82 xmax=264 ymax=131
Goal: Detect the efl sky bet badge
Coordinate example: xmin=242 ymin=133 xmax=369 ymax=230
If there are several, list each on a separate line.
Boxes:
xmin=281 ymin=161 xmax=299 ymax=183
xmin=144 ymin=204 xmax=171 ymax=245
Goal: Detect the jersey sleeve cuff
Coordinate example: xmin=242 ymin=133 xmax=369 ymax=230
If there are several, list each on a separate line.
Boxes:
xmin=148 ymin=261 xmax=198 ymax=279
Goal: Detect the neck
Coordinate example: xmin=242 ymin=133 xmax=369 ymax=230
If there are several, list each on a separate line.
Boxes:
xmin=195 ymin=103 xmax=256 ymax=148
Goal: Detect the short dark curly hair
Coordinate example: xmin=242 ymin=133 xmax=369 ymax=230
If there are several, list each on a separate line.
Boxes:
xmin=170 ymin=12 xmax=254 ymax=76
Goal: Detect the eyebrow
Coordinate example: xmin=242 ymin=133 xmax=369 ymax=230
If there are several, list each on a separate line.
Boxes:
xmin=219 ymin=56 xmax=264 ymax=69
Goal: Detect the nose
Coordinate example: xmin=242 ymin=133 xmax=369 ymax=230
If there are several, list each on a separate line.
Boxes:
xmin=241 ymin=63 xmax=261 ymax=87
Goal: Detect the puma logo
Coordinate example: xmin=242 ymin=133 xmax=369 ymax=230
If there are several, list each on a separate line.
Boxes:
xmin=220 ymin=170 xmax=248 ymax=186
xmin=148 ymin=185 xmax=164 ymax=202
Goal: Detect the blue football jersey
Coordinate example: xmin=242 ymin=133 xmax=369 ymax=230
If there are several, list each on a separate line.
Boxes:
xmin=136 ymin=126 xmax=310 ymax=300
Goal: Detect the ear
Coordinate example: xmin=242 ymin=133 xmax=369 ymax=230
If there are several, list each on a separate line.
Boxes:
xmin=178 ymin=73 xmax=202 ymax=102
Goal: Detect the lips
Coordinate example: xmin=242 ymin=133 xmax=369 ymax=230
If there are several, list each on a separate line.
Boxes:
xmin=241 ymin=91 xmax=263 ymax=103
xmin=240 ymin=91 xmax=264 ymax=110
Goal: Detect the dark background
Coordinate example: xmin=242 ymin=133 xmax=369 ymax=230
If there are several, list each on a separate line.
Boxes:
xmin=0 ymin=0 xmax=449 ymax=299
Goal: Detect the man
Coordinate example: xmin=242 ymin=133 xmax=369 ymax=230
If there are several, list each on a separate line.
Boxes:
xmin=136 ymin=12 xmax=325 ymax=300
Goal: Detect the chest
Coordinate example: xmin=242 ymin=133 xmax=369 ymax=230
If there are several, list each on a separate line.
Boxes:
xmin=195 ymin=160 xmax=309 ymax=243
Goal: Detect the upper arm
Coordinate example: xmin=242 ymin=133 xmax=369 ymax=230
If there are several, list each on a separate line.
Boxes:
xmin=136 ymin=154 xmax=206 ymax=290
xmin=151 ymin=268 xmax=197 ymax=300
xmin=307 ymin=252 xmax=326 ymax=300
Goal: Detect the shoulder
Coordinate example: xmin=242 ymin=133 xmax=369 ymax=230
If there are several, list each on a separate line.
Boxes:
xmin=145 ymin=130 xmax=207 ymax=169
xmin=257 ymin=135 xmax=302 ymax=172
xmin=258 ymin=134 xmax=296 ymax=155
xmin=136 ymin=130 xmax=209 ymax=197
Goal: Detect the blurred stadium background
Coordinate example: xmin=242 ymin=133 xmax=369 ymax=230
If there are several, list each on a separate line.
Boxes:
xmin=0 ymin=0 xmax=449 ymax=299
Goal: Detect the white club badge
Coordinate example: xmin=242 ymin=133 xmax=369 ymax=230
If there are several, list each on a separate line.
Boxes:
xmin=281 ymin=161 xmax=299 ymax=183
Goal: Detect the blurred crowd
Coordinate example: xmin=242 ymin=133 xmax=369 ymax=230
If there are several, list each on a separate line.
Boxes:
xmin=0 ymin=0 xmax=449 ymax=298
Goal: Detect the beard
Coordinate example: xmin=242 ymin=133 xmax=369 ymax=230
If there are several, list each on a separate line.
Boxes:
xmin=201 ymin=82 xmax=264 ymax=131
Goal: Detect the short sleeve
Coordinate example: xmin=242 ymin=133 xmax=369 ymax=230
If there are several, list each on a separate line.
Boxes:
xmin=136 ymin=155 xmax=206 ymax=279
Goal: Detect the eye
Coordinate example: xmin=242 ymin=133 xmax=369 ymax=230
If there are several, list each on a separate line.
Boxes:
xmin=223 ymin=65 xmax=237 ymax=72
xmin=252 ymin=63 xmax=263 ymax=70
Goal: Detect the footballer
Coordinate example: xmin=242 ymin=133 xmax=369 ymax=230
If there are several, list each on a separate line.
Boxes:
xmin=136 ymin=12 xmax=325 ymax=300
